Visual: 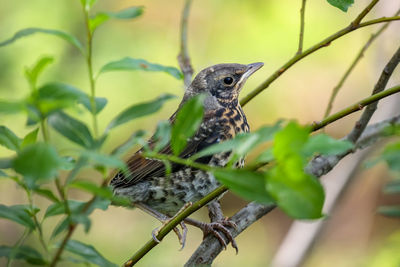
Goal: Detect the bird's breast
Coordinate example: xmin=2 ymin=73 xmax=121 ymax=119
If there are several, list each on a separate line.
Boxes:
xmin=216 ymin=105 xmax=249 ymax=141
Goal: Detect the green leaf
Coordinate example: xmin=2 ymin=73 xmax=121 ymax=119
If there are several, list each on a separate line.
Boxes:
xmin=192 ymin=123 xmax=281 ymax=160
xmin=80 ymin=0 xmax=98 ymax=11
xmin=152 ymin=121 xmax=171 ymax=152
xmin=0 ymin=204 xmax=35 ymax=229
xmin=266 ymin=121 xmax=325 ymax=219
xmin=90 ymin=6 xmax=144 ymax=32
xmin=20 ymin=128 xmax=39 ymax=149
xmin=51 ymin=217 xmax=70 ymax=238
xmin=111 ymin=130 xmax=147 ymax=156
xmin=106 ymin=94 xmax=175 ymax=131
xmin=24 ymin=56 xmax=54 ymax=89
xmin=45 ymin=198 xmax=109 ymax=218
xmin=0 ymin=126 xmax=21 ymax=151
xmin=0 ymin=100 xmax=26 ymax=114
xmin=12 ymin=143 xmax=61 ymax=183
xmin=327 ymin=0 xmax=354 ymax=12
xmin=214 ymin=169 xmax=273 ymax=204
xmin=0 ymin=28 xmax=84 ymax=54
xmin=378 ymin=206 xmax=400 ymax=218
xmin=34 ymin=82 xmax=85 ymax=115
xmin=384 ymin=180 xmax=400 ymax=194
xmin=171 ymin=95 xmax=205 ymax=155
xmin=83 ymin=151 xmax=126 ymax=170
xmin=0 ymin=245 xmax=47 ymax=265
xmin=64 ymin=240 xmax=118 ymax=267
xmin=69 ymin=180 xmax=113 ymax=199
xmin=98 ymin=57 xmax=183 ymax=80
xmin=80 ymin=97 xmax=108 ymax=115
xmin=266 ymin=167 xmax=324 ymax=219
xmin=48 ymin=112 xmax=94 ymax=148
xmin=381 ymin=142 xmax=400 ymax=171
xmin=33 ymin=188 xmax=60 ymax=203
xmin=303 ymin=134 xmax=353 ymax=157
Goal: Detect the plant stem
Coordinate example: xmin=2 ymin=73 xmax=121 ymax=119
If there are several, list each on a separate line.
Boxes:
xmin=40 ymin=119 xmax=49 ymax=142
xmin=296 ymin=0 xmax=307 ymax=55
xmin=27 ymin=190 xmax=49 ymax=256
xmin=311 ymin=84 xmax=400 ymax=131
xmin=83 ymin=9 xmax=99 ymax=138
xmin=240 ymin=15 xmax=400 ymax=107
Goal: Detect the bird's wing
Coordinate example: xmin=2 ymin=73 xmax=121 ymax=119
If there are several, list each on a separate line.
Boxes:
xmin=110 ymin=109 xmax=225 ymax=188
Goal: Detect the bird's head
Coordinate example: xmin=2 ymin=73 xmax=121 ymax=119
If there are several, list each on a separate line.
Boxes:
xmin=183 ymin=62 xmax=264 ymax=109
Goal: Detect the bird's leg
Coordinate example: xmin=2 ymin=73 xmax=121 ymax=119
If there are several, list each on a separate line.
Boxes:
xmin=184 ymin=200 xmax=239 ymax=253
xmin=135 ymin=203 xmax=188 ymax=249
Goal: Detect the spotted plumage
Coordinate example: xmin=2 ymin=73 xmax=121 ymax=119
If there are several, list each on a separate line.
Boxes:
xmin=110 ymin=62 xmax=263 ymax=248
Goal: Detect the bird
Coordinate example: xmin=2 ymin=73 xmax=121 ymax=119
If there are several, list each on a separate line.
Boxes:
xmin=110 ymin=62 xmax=263 ymax=250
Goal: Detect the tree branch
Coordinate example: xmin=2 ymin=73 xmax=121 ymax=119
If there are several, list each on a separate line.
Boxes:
xmin=346 ymin=45 xmax=400 ymax=143
xmin=310 ymin=84 xmax=400 ymax=131
xmin=185 ymin=114 xmax=400 ymax=266
xmin=177 ymin=0 xmax=194 ymax=89
xmin=296 ymin=0 xmax=307 ymax=55
xmin=240 ymin=15 xmax=400 ymax=107
xmin=324 ymin=9 xmax=400 ymax=118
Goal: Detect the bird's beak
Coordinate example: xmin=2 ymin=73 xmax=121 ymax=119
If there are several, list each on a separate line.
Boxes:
xmin=244 ymin=62 xmax=264 ymax=78
xmin=236 ymin=62 xmax=264 ymax=90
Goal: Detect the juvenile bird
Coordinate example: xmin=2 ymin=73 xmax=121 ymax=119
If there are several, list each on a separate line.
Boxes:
xmin=110 ymin=62 xmax=263 ymax=250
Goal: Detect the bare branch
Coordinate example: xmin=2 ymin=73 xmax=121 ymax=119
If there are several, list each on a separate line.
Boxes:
xmin=346 ymin=45 xmax=400 ymax=143
xmin=296 ymin=0 xmax=307 ymax=55
xmin=324 ymin=9 xmax=400 ymax=118
xmin=178 ymin=0 xmax=194 ymax=89
xmin=185 ymin=114 xmax=400 ymax=266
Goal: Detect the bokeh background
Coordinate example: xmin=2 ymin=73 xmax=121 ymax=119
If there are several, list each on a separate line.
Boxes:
xmin=0 ymin=0 xmax=400 ymax=266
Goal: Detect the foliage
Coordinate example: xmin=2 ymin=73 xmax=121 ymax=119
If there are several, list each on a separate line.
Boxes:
xmin=0 ymin=0 xmax=398 ymax=266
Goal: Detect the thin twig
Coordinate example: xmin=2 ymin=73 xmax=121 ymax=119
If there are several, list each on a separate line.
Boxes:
xmin=352 ymin=0 xmax=380 ymax=27
xmin=346 ymin=45 xmax=400 ymax=143
xmin=185 ymin=114 xmax=400 ymax=266
xmin=311 ymin=84 xmax=400 ymax=131
xmin=296 ymin=0 xmax=307 ymax=55
xmin=178 ymin=0 xmax=194 ymax=89
xmin=240 ymin=15 xmax=400 ymax=107
xmin=324 ymin=9 xmax=400 ymax=118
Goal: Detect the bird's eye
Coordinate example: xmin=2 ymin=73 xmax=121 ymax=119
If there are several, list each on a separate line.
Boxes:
xmin=223 ymin=76 xmax=234 ymax=85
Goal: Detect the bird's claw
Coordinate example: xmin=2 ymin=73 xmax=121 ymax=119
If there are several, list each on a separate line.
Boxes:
xmin=193 ymin=218 xmax=239 ymax=254
xmin=151 ymin=221 xmax=188 ymax=250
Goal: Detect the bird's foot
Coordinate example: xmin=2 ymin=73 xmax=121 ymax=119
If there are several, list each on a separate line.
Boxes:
xmin=185 ymin=217 xmax=239 ymax=254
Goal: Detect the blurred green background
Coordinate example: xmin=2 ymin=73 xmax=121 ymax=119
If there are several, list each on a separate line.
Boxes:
xmin=0 ymin=0 xmax=400 ymax=266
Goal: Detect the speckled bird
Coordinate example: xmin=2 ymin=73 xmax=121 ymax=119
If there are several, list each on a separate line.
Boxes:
xmin=110 ymin=62 xmax=263 ymax=249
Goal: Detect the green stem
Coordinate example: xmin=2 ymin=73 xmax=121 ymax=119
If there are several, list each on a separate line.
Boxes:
xmin=124 ymin=185 xmax=228 ymax=267
xmin=311 ymin=84 xmax=400 ymax=131
xmin=27 ymin=190 xmax=49 ymax=256
xmin=40 ymin=119 xmax=49 ymax=142
xmin=83 ymin=9 xmax=99 ymax=138
xmin=240 ymin=15 xmax=400 ymax=107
